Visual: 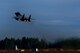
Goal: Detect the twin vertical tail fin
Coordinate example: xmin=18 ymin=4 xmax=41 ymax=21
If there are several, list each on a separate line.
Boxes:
xmin=28 ymin=15 xmax=31 ymax=22
xmin=22 ymin=14 xmax=25 ymax=19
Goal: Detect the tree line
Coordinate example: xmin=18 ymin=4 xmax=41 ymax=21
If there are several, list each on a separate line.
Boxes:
xmin=0 ymin=37 xmax=48 ymax=49
xmin=51 ymin=38 xmax=80 ymax=49
xmin=0 ymin=37 xmax=80 ymax=49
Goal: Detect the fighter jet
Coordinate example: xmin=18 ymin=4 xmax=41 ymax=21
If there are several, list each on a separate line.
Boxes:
xmin=14 ymin=12 xmax=31 ymax=22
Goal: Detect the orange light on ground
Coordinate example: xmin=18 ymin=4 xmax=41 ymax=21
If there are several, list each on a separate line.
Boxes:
xmin=60 ymin=49 xmax=64 ymax=51
xmin=77 ymin=49 xmax=80 ymax=51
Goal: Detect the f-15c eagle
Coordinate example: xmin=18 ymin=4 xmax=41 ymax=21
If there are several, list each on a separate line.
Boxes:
xmin=14 ymin=12 xmax=31 ymax=22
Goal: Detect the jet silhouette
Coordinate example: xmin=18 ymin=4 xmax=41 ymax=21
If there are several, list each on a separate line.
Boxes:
xmin=14 ymin=12 xmax=31 ymax=22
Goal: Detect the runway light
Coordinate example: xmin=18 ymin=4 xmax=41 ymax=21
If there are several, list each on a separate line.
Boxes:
xmin=15 ymin=45 xmax=18 ymax=51
xmin=21 ymin=49 xmax=25 ymax=52
xmin=36 ymin=48 xmax=39 ymax=52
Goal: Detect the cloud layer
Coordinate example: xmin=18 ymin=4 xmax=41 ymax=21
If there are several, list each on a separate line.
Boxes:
xmin=0 ymin=0 xmax=80 ymax=41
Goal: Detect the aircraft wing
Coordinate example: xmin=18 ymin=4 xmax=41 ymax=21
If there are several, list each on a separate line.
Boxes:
xmin=15 ymin=12 xmax=22 ymax=16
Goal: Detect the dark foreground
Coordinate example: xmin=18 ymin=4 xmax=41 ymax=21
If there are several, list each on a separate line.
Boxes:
xmin=1 ymin=51 xmax=80 ymax=53
xmin=0 ymin=50 xmax=80 ymax=53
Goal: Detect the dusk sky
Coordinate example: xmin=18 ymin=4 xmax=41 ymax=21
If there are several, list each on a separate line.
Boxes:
xmin=0 ymin=0 xmax=80 ymax=41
